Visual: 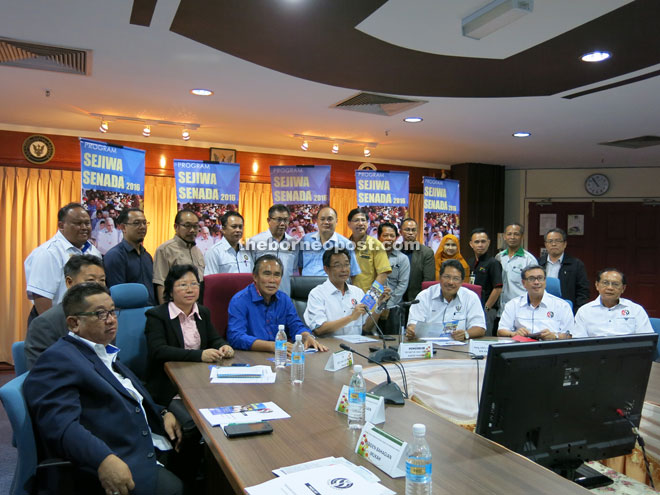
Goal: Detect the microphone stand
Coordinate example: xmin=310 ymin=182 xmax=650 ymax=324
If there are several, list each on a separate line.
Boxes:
xmin=365 ymin=306 xmax=400 ymax=363
xmin=339 ymin=343 xmax=405 ymax=405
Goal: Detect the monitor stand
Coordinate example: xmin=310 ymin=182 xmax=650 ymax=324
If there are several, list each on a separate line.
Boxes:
xmin=554 ymin=463 xmax=613 ymax=490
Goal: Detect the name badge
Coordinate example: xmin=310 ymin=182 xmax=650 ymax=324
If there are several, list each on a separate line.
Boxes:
xmin=355 ymin=422 xmax=407 ymax=478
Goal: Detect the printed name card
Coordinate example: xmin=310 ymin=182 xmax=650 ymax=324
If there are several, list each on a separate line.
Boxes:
xmin=468 ymin=339 xmax=497 ymax=357
xmin=355 ymin=422 xmax=407 ymax=478
xmin=398 ymin=342 xmax=432 ymax=360
xmin=335 ymin=386 xmax=386 ymax=424
xmin=324 ymin=350 xmax=353 ymax=372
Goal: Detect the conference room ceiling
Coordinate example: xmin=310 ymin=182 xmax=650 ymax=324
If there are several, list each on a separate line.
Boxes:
xmin=1 ymin=0 xmax=659 ymax=169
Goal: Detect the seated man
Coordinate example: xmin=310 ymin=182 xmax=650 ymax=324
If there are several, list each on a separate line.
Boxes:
xmin=498 ymin=265 xmax=574 ymax=340
xmin=572 ymin=268 xmax=653 ymax=338
xmin=25 ymin=254 xmax=106 ymax=369
xmin=227 ymin=254 xmax=328 ymax=352
xmin=406 ymin=259 xmax=486 ymax=341
xmin=304 ymin=249 xmax=391 ymax=336
xmin=24 ymin=283 xmax=185 ymax=495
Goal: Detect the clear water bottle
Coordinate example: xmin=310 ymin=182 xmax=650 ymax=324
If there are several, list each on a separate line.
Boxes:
xmin=290 ymin=334 xmax=305 ymax=384
xmin=406 ymin=423 xmax=432 ymax=495
xmin=347 ymin=364 xmax=366 ymax=430
xmin=275 ymin=324 xmax=287 ymax=368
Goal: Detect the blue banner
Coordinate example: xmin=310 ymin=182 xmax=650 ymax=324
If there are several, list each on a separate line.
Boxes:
xmin=80 ymin=138 xmax=145 ymax=195
xmin=174 ymin=160 xmax=240 ymax=205
xmin=270 ymin=165 xmax=330 ymax=204
xmin=423 ymin=177 xmax=460 ymax=213
xmin=355 ymin=170 xmax=409 ymax=207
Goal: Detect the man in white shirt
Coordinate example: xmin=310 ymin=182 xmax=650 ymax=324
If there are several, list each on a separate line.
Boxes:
xmin=495 ymin=222 xmax=538 ymax=315
xmin=204 ymin=211 xmax=253 ymax=275
xmin=24 ymin=202 xmax=101 ymax=323
xmin=498 ymin=265 xmax=574 ymax=340
xmin=304 ymin=249 xmax=389 ymax=336
xmin=572 ymin=268 xmax=653 ymax=338
xmin=247 ymin=204 xmax=299 ymax=295
xmin=406 ymin=259 xmax=486 ymax=341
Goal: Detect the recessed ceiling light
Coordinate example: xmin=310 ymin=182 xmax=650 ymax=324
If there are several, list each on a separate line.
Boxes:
xmin=581 ymin=51 xmax=611 ymax=63
xmin=404 ymin=117 xmax=423 ymax=123
xmin=190 ymin=88 xmax=214 ymax=96
xmin=513 ymin=131 xmax=531 ymax=138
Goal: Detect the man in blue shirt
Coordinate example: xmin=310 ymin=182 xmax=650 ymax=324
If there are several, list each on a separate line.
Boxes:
xmin=104 ymin=208 xmax=156 ymax=305
xmin=227 ymin=254 xmax=328 ymax=353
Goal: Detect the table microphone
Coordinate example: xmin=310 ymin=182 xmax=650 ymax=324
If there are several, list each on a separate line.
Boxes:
xmin=339 ymin=343 xmax=405 ymax=405
xmin=365 ymin=307 xmax=400 ymax=363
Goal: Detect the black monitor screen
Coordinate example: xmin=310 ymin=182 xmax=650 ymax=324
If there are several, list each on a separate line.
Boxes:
xmin=476 ymin=334 xmax=657 ymax=481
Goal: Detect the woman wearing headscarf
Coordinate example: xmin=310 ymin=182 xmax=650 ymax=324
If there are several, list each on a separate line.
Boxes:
xmin=434 ymin=234 xmax=470 ymax=282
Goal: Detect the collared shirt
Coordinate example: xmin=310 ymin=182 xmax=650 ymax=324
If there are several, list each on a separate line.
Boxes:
xmin=468 ymin=251 xmax=503 ymax=307
xmin=304 ymin=279 xmax=367 ymax=335
xmin=168 ymin=302 xmax=201 ymax=350
xmin=385 ymin=250 xmax=410 ymax=308
xmin=104 ymin=239 xmax=156 ymax=306
xmin=498 ymin=291 xmax=574 ymax=335
xmin=350 ymin=235 xmax=392 ymax=292
xmin=496 ymin=247 xmax=537 ymax=314
xmin=25 ymin=230 xmax=101 ymax=304
xmin=408 ymin=285 xmax=486 ymax=334
xmin=545 ymin=253 xmax=564 ymax=279
xmin=204 ymin=237 xmax=253 ymax=275
xmin=572 ymin=296 xmax=653 ymax=338
xmin=68 ymin=332 xmax=172 ymax=451
xmin=298 ymin=231 xmax=361 ymax=277
xmin=153 ymin=235 xmax=205 ymax=286
xmin=227 ymin=284 xmax=309 ymax=350
xmin=248 ymin=230 xmax=299 ymax=295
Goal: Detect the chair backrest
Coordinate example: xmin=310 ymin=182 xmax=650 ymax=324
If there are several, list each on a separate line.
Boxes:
xmin=203 ymin=273 xmax=254 ymax=337
xmin=546 ymin=277 xmax=562 ymax=297
xmin=650 ymin=318 xmax=660 ymax=360
xmin=12 ymin=341 xmax=27 ymax=376
xmin=421 ymin=281 xmax=439 ymax=291
xmin=420 ymin=281 xmax=482 ymax=300
xmin=0 ymin=372 xmax=36 ymax=495
xmin=110 ymin=284 xmax=151 ymax=380
xmin=290 ymin=276 xmax=327 ymax=322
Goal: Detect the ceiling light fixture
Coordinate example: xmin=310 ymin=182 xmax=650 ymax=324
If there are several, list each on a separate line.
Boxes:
xmin=300 ymin=140 xmax=309 ymax=151
xmin=182 ymin=129 xmax=190 ymax=141
xmin=88 ymin=112 xmax=200 ymax=139
xmin=581 ymin=51 xmax=611 ymax=63
xmin=99 ymin=119 xmax=109 ymax=133
xmin=331 ymin=143 xmax=339 ymax=154
xmin=404 ymin=117 xmax=423 ymax=123
xmin=293 ymin=133 xmax=378 ymax=156
xmin=462 ymin=0 xmax=533 ymax=40
xmin=190 ymin=88 xmax=214 ymax=96
xmin=513 ymin=131 xmax=531 ymax=137
xmin=142 ymin=125 xmax=151 ymax=137
xmin=364 ymin=147 xmax=371 ymax=157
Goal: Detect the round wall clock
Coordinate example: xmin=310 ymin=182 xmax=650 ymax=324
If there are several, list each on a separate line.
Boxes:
xmin=584 ymin=173 xmax=610 ymax=196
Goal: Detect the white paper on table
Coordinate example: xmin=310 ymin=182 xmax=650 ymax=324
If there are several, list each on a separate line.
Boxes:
xmin=209 ymin=365 xmax=277 ymax=384
xmin=246 ymin=464 xmax=393 ymax=495
xmin=429 ymin=339 xmax=467 ymax=347
xmin=272 ymin=456 xmax=382 ymax=484
xmin=335 ymin=335 xmax=379 ymax=344
xmin=199 ymin=400 xmax=290 ymax=427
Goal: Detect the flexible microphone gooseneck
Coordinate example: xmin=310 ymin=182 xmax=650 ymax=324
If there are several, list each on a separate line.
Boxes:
xmin=339 ymin=343 xmax=405 ymax=405
xmin=365 ymin=307 xmax=400 ymax=363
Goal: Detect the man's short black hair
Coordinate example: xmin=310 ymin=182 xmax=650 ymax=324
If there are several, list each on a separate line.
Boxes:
xmin=268 ymin=204 xmax=290 ymax=218
xmin=253 ymin=254 xmax=284 ymax=276
xmin=220 ymin=211 xmax=244 ymax=228
xmin=378 ymin=222 xmax=398 ymax=237
xmin=116 ymin=208 xmax=144 ymax=226
xmin=62 ymin=282 xmax=110 ymax=317
xmin=401 ymin=218 xmax=417 ymax=226
xmin=322 ymin=248 xmax=350 ymax=268
xmin=174 ymin=209 xmax=197 ymax=225
xmin=544 ymin=228 xmax=567 ymax=242
xmin=58 ymin=203 xmax=85 ymax=222
xmin=470 ymin=228 xmax=489 ymax=239
xmin=597 ymin=268 xmax=627 ymax=285
xmin=63 ymin=255 xmax=104 ymax=278
xmin=505 ymin=222 xmax=524 ymax=234
xmin=440 ymin=259 xmax=465 ymax=279
xmin=521 ymin=264 xmax=545 ymax=280
xmin=347 ymin=208 xmax=368 ymax=222
xmin=163 ymin=264 xmax=199 ymax=302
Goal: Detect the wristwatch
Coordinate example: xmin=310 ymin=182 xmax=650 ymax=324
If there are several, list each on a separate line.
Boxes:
xmin=160 ymin=408 xmax=171 ymax=418
xmin=464 ymin=330 xmax=470 ymax=340
xmin=484 ymin=305 xmax=490 ymax=312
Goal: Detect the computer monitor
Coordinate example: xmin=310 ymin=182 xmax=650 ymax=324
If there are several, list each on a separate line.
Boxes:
xmin=475 ymin=334 xmax=658 ymax=488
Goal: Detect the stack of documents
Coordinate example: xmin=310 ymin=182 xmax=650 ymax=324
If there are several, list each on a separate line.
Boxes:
xmin=335 ymin=335 xmax=379 ymax=344
xmin=199 ymin=401 xmax=290 ymax=427
xmin=209 ymin=365 xmax=276 ymax=383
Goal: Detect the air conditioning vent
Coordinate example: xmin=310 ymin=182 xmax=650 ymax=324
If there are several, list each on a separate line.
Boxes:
xmin=599 ymin=135 xmax=660 ymax=149
xmin=332 ymin=92 xmax=427 ymax=116
xmin=0 ymin=37 xmax=91 ymax=75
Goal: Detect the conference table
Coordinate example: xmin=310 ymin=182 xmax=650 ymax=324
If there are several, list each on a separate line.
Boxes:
xmin=166 ymin=339 xmax=595 ymax=494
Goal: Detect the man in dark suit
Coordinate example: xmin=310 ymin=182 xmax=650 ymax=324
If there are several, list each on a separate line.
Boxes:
xmin=538 ymin=228 xmax=590 ymax=313
xmin=24 ymin=283 xmax=184 ymax=495
xmin=400 ymin=218 xmax=435 ymax=301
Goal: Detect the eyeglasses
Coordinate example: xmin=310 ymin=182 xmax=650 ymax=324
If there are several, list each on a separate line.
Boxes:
xmin=524 ymin=276 xmax=545 ymax=282
xmin=329 ymin=263 xmax=351 ymax=269
xmin=174 ymin=282 xmax=200 ymax=290
xmin=598 ymin=280 xmax=623 ymax=288
xmin=269 ymin=217 xmax=289 ymax=224
xmin=75 ymin=309 xmax=119 ymax=321
xmin=126 ymin=221 xmax=150 ymax=227
xmin=177 ymin=223 xmax=200 ymax=230
xmin=545 ymin=239 xmax=565 ymax=245
xmin=441 ymin=275 xmax=462 ymax=283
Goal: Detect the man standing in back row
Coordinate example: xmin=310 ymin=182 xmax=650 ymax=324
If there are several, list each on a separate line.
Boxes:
xmin=347 ymin=208 xmax=391 ymax=292
xmin=467 ymin=228 xmax=502 ymax=335
xmin=496 ymin=223 xmax=537 ymax=316
xmin=399 ymin=218 xmax=435 ymax=302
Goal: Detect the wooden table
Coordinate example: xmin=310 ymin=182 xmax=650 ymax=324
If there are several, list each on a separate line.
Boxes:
xmin=166 ymin=339 xmax=591 ymax=494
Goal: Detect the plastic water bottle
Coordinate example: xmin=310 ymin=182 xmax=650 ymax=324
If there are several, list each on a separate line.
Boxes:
xmin=275 ymin=325 xmax=287 ymax=368
xmin=347 ymin=364 xmax=366 ymax=430
xmin=406 ymin=424 xmax=432 ymax=495
xmin=291 ymin=334 xmax=305 ymax=384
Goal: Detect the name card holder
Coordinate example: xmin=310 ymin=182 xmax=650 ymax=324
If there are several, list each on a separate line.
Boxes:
xmin=325 ymin=350 xmax=353 ymax=371
xmin=335 ymin=386 xmax=386 ymax=424
xmin=355 ymin=422 xmax=407 ymax=478
xmin=468 ymin=339 xmax=497 ymax=357
xmin=398 ymin=342 xmax=432 ymax=360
